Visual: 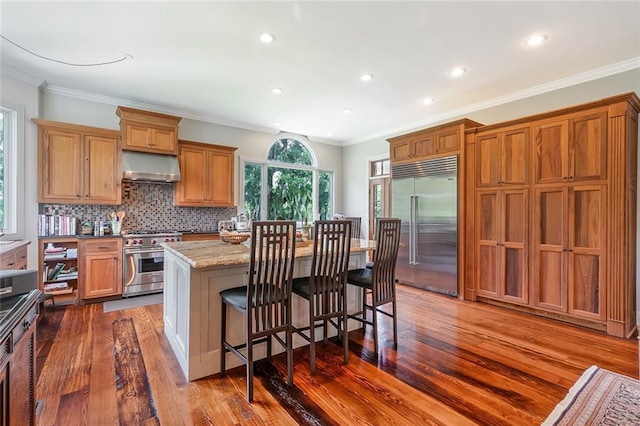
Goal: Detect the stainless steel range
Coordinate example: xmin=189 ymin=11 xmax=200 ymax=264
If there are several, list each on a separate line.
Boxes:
xmin=122 ymin=230 xmax=182 ymax=297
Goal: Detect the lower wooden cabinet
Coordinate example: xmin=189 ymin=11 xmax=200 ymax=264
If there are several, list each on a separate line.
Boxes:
xmin=1 ymin=296 xmax=38 ymax=426
xmin=79 ymin=238 xmax=122 ymax=299
xmin=476 ymin=189 xmax=528 ymax=305
xmin=0 ymin=243 xmax=28 ymax=270
xmin=181 ymin=233 xmax=220 ymax=242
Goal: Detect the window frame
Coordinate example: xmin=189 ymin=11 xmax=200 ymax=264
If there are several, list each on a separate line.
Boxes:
xmin=0 ymin=103 xmax=25 ymax=240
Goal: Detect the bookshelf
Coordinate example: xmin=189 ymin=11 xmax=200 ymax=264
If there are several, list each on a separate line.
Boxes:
xmin=38 ymin=237 xmax=79 ymax=305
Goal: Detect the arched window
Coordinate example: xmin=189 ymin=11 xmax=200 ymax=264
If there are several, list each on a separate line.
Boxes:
xmin=243 ymin=136 xmax=333 ymax=223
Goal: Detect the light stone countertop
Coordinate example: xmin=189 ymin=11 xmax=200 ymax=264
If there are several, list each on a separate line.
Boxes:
xmin=161 ymin=238 xmax=376 ymax=269
xmin=0 ymin=240 xmax=30 ymax=256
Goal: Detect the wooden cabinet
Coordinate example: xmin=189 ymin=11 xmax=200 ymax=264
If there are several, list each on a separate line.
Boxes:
xmin=476 ymin=189 xmax=528 ymax=305
xmin=476 ymin=127 xmax=529 ymax=187
xmin=1 ymin=295 xmax=38 ymax=426
xmin=534 ymin=111 xmax=607 ymax=184
xmin=181 ymin=233 xmax=220 ymax=241
xmin=79 ymin=238 xmax=122 ymax=299
xmin=174 ymin=140 xmax=237 ymax=207
xmin=533 ymin=185 xmax=606 ymax=321
xmin=116 ymin=106 xmax=182 ymax=155
xmin=39 ymin=238 xmax=79 ymax=304
xmin=34 ymin=119 xmax=121 ymax=205
xmin=467 ymin=93 xmax=638 ymax=338
xmin=388 ymin=119 xmax=482 ymax=163
xmin=0 ymin=243 xmax=28 ymax=270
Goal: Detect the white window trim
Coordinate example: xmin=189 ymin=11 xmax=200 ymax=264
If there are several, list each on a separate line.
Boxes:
xmin=0 ymin=102 xmax=24 ymax=240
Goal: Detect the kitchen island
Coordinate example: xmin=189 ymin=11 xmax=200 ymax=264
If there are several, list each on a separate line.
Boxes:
xmin=161 ymin=238 xmax=376 ymax=381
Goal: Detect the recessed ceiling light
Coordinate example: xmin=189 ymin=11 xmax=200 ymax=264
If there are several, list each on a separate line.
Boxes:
xmin=450 ymin=67 xmax=467 ymax=78
xmin=274 ymin=122 xmax=281 ymax=126
xmin=524 ymin=34 xmax=548 ymax=47
xmin=327 ymin=132 xmax=334 ymax=137
xmin=271 ymin=87 xmax=283 ymax=95
xmin=343 ymin=108 xmax=353 ymax=114
xmin=423 ymin=97 xmax=435 ymax=105
xmin=360 ymin=73 xmax=374 ymax=82
xmin=260 ymin=33 xmax=276 ymax=43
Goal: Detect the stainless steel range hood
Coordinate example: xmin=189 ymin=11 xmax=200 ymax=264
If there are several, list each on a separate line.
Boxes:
xmin=122 ymin=151 xmax=181 ymax=182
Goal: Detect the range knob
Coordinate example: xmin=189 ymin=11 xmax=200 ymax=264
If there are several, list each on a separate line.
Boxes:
xmin=151 ymin=239 xmax=157 ymax=245
xmin=138 ymin=239 xmax=144 ymax=245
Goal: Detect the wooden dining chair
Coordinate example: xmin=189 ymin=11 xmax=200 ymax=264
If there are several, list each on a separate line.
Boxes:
xmin=346 ymin=218 xmax=401 ymax=354
xmin=345 ymin=216 xmax=362 ymax=239
xmin=219 ymin=220 xmax=296 ymax=402
xmin=292 ymin=220 xmax=352 ymax=374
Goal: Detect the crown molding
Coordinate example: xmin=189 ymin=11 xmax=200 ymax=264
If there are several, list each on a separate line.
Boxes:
xmin=343 ymin=56 xmax=640 ymax=146
xmin=0 ymin=64 xmax=46 ymax=87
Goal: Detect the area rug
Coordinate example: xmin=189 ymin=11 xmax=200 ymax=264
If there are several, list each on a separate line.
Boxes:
xmin=103 ymin=293 xmax=163 ymax=313
xmin=542 ymin=365 xmax=640 ymax=425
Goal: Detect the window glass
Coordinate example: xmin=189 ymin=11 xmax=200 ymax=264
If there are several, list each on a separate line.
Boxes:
xmin=318 ymin=171 xmax=332 ymax=220
xmin=267 ymin=167 xmax=313 ymax=221
xmin=243 ymin=162 xmax=263 ymax=219
xmin=268 ymin=138 xmax=313 ymax=165
xmin=0 ymin=106 xmax=20 ymax=238
xmin=0 ymin=111 xmax=5 ymax=230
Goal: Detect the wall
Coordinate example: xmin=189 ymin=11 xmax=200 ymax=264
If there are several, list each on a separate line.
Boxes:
xmin=342 ymin=67 xmax=640 ymax=322
xmin=0 ymin=72 xmax=39 ymax=268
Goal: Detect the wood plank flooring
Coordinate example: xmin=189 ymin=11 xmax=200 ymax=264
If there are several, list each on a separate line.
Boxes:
xmin=35 ymin=284 xmax=638 ymax=425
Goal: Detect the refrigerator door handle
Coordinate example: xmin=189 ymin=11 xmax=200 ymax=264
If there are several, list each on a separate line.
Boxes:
xmin=409 ymin=195 xmax=414 ymax=265
xmin=413 ymin=195 xmax=419 ymax=264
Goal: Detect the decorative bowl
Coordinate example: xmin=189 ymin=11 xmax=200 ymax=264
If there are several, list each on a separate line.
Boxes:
xmin=220 ymin=233 xmax=251 ymax=244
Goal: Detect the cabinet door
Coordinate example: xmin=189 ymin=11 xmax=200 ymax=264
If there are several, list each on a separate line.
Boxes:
xmin=9 ymin=326 xmax=35 ymax=426
xmin=501 ymin=190 xmax=528 ymax=304
xmin=39 ymin=128 xmax=83 ymax=202
xmin=436 ymin=129 xmax=459 ymax=154
xmin=208 ymin=149 xmax=234 ymax=206
xmin=568 ymin=185 xmax=605 ymax=321
xmin=175 ymin=146 xmax=209 ymax=205
xmin=502 ymin=128 xmax=529 ymax=185
xmin=476 ymin=191 xmax=499 ymax=298
xmin=413 ymin=136 xmax=435 ymax=158
xmin=150 ymin=127 xmax=177 ymax=154
xmin=533 ymin=187 xmax=567 ymax=312
xmin=569 ymin=112 xmax=607 ymax=182
xmin=390 ymin=140 xmax=412 ymax=162
xmin=82 ymin=253 xmax=120 ymax=298
xmin=123 ymin=123 xmax=152 ymax=150
xmin=85 ymin=134 xmax=121 ymax=203
xmin=534 ymin=120 xmax=568 ymax=184
xmin=476 ymin=133 xmax=501 ymax=187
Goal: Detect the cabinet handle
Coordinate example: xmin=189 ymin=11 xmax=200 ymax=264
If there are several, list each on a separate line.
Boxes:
xmin=6 ymin=262 xmax=15 ymax=267
xmin=23 ymin=319 xmax=31 ymax=330
xmin=98 ymin=246 xmax=111 ymax=249
xmin=568 ymin=176 xmax=573 ymax=180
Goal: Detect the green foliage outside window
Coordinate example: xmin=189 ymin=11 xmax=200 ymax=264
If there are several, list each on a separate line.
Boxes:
xmin=268 ymin=167 xmax=312 ymax=221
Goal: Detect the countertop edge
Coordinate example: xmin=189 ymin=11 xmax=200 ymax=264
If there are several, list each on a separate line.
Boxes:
xmin=0 ymin=240 xmax=31 ymax=256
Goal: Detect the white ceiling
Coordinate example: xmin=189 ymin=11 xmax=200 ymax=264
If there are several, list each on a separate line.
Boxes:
xmin=1 ymin=1 xmax=639 ymax=146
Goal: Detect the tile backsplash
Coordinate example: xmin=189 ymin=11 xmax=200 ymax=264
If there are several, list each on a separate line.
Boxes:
xmin=40 ymin=181 xmax=237 ymax=232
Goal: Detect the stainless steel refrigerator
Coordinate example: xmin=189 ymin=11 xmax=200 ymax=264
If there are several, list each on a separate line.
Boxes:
xmin=391 ymin=155 xmax=458 ymax=296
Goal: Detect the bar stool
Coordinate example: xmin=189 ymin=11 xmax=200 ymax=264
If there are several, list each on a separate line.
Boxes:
xmin=346 ymin=218 xmax=401 ymax=354
xmin=220 ymin=220 xmax=296 ymax=402
xmin=292 ymin=220 xmax=352 ymax=374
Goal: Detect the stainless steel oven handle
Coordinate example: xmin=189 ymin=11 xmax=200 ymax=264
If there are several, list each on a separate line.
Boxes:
xmin=123 ymin=248 xmax=164 ymax=255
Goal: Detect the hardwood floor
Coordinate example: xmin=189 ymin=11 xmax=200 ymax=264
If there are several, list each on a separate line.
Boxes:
xmin=35 ymin=284 xmax=638 ymax=425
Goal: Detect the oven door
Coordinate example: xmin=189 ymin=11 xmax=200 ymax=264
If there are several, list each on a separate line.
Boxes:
xmin=123 ymin=248 xmax=164 ymax=296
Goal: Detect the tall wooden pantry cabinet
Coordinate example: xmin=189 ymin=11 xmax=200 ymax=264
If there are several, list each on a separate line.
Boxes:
xmin=465 ymin=93 xmax=639 ymax=338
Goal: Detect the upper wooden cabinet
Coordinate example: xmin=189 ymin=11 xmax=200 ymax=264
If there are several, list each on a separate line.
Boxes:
xmin=388 ymin=119 xmax=482 ymax=164
xmin=174 ymin=140 xmax=237 ymax=207
xmin=534 ymin=110 xmax=607 ymax=184
xmin=116 ymin=106 xmax=182 ymax=155
xmin=34 ymin=119 xmax=121 ymax=205
xmin=476 ymin=126 xmax=529 ymax=187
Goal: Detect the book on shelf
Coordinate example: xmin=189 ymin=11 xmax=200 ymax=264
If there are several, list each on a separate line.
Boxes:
xmin=46 ymin=262 xmax=66 ymax=281
xmin=44 ymin=282 xmax=69 ymax=291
